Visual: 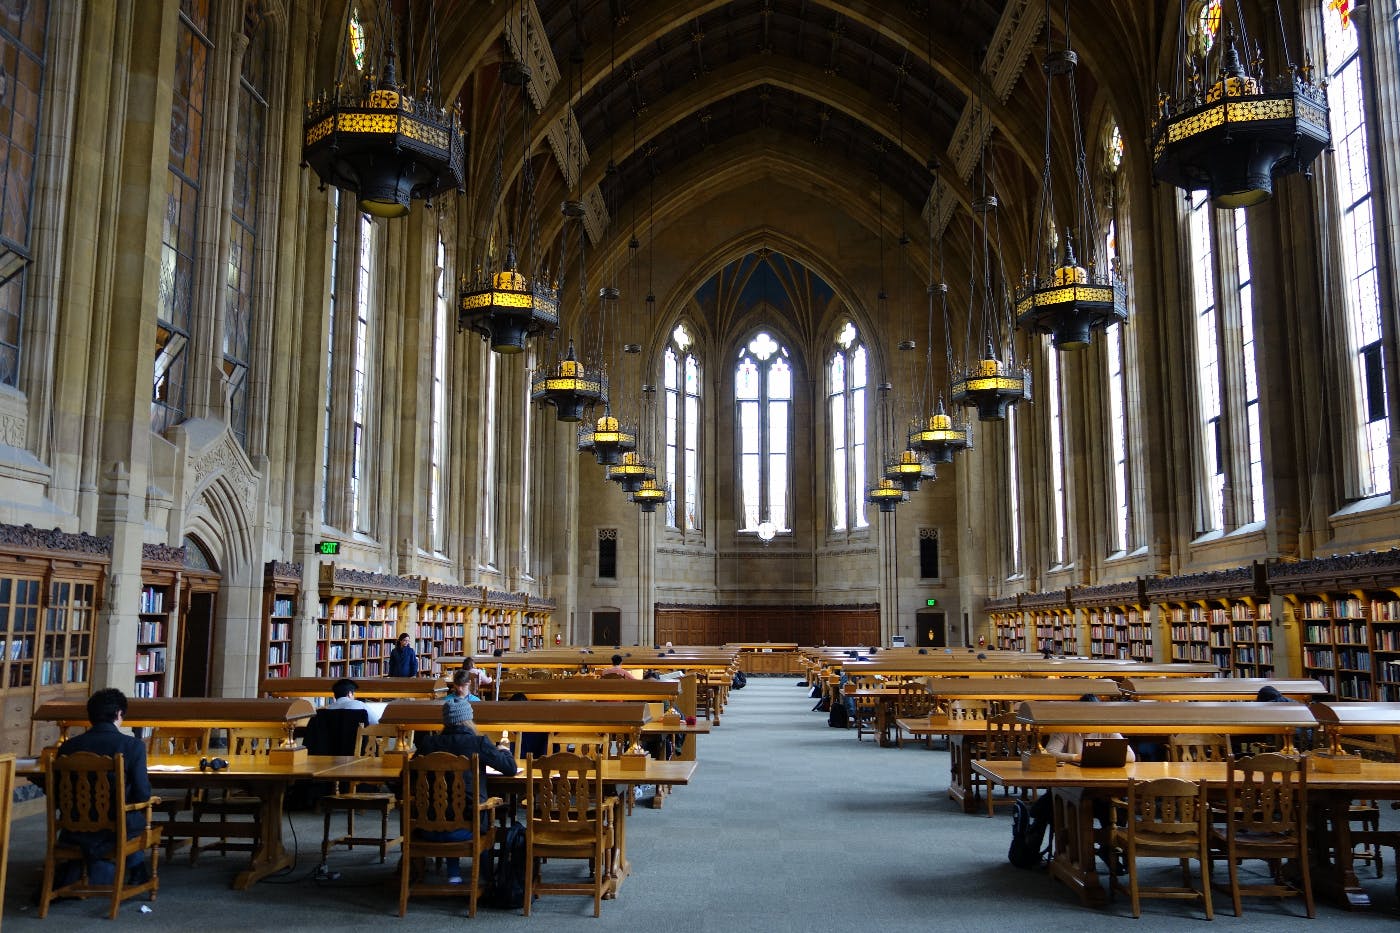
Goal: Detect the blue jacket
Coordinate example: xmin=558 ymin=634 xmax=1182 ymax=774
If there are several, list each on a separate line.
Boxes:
xmin=388 ymin=643 xmax=418 ymax=677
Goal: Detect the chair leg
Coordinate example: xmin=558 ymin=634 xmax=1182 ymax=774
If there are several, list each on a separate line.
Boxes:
xmin=110 ymin=851 xmax=126 ymax=920
xmin=523 ymin=848 xmax=534 ymax=917
xmin=38 ymin=853 xmax=56 ymax=919
xmin=322 ymin=808 xmax=334 ymax=863
xmin=397 ymin=847 xmax=410 ymax=917
xmin=1227 ymin=852 xmax=1243 ymax=917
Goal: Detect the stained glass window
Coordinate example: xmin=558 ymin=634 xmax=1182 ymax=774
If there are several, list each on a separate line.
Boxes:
xmin=736 ymin=331 xmax=792 ymax=531
xmin=828 ymin=322 xmax=867 ymax=531
xmin=663 ymin=324 xmax=702 ymax=530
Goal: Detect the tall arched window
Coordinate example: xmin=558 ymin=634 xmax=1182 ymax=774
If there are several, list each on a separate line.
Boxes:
xmin=1322 ymin=4 xmax=1389 ymax=496
xmin=1103 ymin=122 xmax=1135 ymax=554
xmin=1006 ymin=405 xmax=1022 ymax=575
xmin=1187 ymin=191 xmax=1225 ymax=532
xmin=153 ymin=0 xmax=213 ymax=433
xmin=664 ymin=323 xmax=701 ymax=531
xmin=349 ymin=214 xmax=375 ymax=534
xmin=828 ymin=321 xmax=867 ymax=531
xmin=481 ymin=348 xmax=498 ymax=567
xmin=1044 ymin=339 xmax=1067 ymax=564
xmin=226 ymin=20 xmax=268 ymax=449
xmin=429 ymin=234 xmax=448 ymax=553
xmin=736 ymin=331 xmax=792 ymax=531
xmin=0 ymin=0 xmax=50 ymax=386
xmin=321 ymin=189 xmax=343 ymax=525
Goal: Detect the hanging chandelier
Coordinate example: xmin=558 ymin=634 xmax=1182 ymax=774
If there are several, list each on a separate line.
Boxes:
xmin=1015 ymin=4 xmax=1125 ymax=350
xmin=866 ymin=478 xmax=908 ymax=514
xmin=607 ymin=451 xmax=655 ymax=494
xmin=1152 ymin=0 xmax=1328 ymax=208
xmin=909 ymin=397 xmax=972 ymax=465
xmin=884 ymin=449 xmax=936 ymax=493
xmin=578 ymin=412 xmax=636 ymax=466
xmin=302 ymin=5 xmax=464 ymax=218
xmin=458 ymin=242 xmax=559 ymax=353
xmin=530 ymin=338 xmax=605 ymax=422
xmin=631 ymin=478 xmax=669 ymax=513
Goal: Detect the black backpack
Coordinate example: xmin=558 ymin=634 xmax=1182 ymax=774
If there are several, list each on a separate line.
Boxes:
xmin=731 ymin=671 xmax=747 ymax=689
xmin=1007 ymin=799 xmax=1050 ymax=869
xmin=482 ymin=820 xmax=527 ymax=909
xmin=827 ymin=699 xmax=849 ymax=728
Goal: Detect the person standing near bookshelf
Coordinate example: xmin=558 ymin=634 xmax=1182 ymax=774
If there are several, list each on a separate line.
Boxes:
xmin=388 ymin=631 xmax=418 ymax=677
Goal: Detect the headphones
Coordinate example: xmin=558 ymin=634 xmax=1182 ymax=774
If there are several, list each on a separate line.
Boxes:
xmin=199 ymin=757 xmax=229 ymax=772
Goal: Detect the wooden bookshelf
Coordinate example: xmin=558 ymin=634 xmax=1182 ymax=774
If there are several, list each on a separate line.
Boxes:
xmin=0 ymin=525 xmax=110 ymax=756
xmin=1021 ymin=589 xmax=1072 ymax=655
xmin=1268 ymin=550 xmax=1400 ymax=701
xmin=1146 ymin=565 xmax=1265 ymax=677
xmin=479 ymin=589 xmax=526 ymax=655
xmin=985 ymin=595 xmax=1022 ymax=651
xmin=524 ymin=594 xmax=556 ymax=651
xmin=1069 ymin=580 xmax=1143 ymax=661
xmin=260 ymin=561 xmax=300 ymax=684
xmin=136 ymin=545 xmax=185 ymax=699
xmin=419 ymin=581 xmax=478 ymax=676
xmin=315 ymin=563 xmax=419 ymax=679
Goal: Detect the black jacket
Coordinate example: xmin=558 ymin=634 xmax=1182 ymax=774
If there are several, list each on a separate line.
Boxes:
xmin=413 ymin=726 xmax=518 ymax=816
xmin=54 ymin=721 xmax=153 ymax=839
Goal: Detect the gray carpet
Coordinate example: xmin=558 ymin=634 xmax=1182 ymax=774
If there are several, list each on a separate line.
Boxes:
xmin=6 ymin=679 xmax=1400 ymax=930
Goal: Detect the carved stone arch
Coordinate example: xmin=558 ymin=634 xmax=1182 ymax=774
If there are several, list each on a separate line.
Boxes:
xmin=177 ymin=421 xmax=258 ymax=580
xmin=184 ymin=470 xmax=255 ymax=580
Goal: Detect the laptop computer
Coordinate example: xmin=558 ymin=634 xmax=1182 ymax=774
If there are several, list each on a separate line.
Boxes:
xmin=1073 ymin=737 xmax=1130 ymax=768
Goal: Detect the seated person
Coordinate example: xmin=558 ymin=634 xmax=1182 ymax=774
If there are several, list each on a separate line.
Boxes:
xmin=596 ymin=654 xmax=637 ymax=679
xmin=46 ymin=688 xmax=154 ymax=885
xmin=462 ymin=657 xmax=492 ymax=696
xmin=411 ymin=697 xmax=517 ymax=884
xmin=448 ymin=668 xmax=482 ymax=702
xmin=325 ymin=677 xmax=379 ymax=724
xmin=1250 ymin=684 xmax=1314 ymax=752
xmin=1034 ymin=694 xmax=1131 ymax=872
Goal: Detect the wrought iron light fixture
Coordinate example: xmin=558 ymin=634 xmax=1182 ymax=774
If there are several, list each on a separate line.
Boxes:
xmin=909 ymin=397 xmax=971 ymax=465
xmin=631 ymin=478 xmax=668 ymax=513
xmin=458 ymin=243 xmax=559 ymax=353
xmin=1014 ymin=5 xmax=1126 ymax=350
xmin=608 ymin=450 xmax=656 ymax=494
xmin=1152 ymin=0 xmax=1328 ymax=208
xmin=866 ymin=478 xmax=908 ymax=514
xmin=884 ymin=448 xmax=936 ymax=493
xmin=530 ymin=338 xmax=605 ymax=422
xmin=578 ymin=412 xmax=636 ymax=466
xmin=302 ymin=5 xmax=464 ymax=218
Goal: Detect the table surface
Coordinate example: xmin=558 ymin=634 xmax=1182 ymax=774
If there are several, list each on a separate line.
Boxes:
xmin=314 ymin=755 xmax=698 ymax=785
xmin=971 ymin=757 xmax=1400 ymax=793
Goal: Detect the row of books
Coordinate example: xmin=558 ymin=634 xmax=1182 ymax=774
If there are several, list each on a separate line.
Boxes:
xmin=139 ymin=587 xmax=166 ymax=614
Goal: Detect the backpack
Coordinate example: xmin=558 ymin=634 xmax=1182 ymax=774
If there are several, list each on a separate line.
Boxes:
xmin=731 ymin=671 xmax=747 ymax=690
xmin=827 ymin=699 xmax=849 ymax=728
xmin=482 ymin=820 xmax=527 ymax=909
xmin=808 ymin=682 xmax=821 ymax=699
xmin=1007 ymin=799 xmax=1050 ymax=869
xmin=812 ymin=695 xmax=830 ymax=712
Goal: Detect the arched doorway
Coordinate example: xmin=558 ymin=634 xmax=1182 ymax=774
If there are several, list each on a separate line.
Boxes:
xmin=177 ymin=536 xmax=220 ymax=697
xmin=916 ymin=609 xmax=946 ymax=648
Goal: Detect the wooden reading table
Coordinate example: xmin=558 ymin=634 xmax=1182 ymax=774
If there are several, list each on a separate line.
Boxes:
xmin=260 ymin=676 xmax=444 ymax=701
xmin=31 ymin=697 xmax=321 ymax=889
xmin=1120 ymin=677 xmax=1327 ymax=701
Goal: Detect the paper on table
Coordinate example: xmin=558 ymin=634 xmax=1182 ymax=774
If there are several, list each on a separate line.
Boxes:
xmin=147 ymin=764 xmax=195 ymax=772
xmin=485 ymin=765 xmax=505 ymax=776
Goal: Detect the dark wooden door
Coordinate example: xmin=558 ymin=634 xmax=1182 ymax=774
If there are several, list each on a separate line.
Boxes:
xmin=177 ymin=589 xmax=216 ymax=697
xmin=591 ymin=611 xmax=620 ymax=647
xmin=916 ymin=610 xmax=946 ymax=648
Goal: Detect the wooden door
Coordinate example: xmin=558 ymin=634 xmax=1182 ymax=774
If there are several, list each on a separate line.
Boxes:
xmin=177 ymin=588 xmax=217 ymax=697
xmin=916 ymin=610 xmax=946 ymax=648
xmin=591 ymin=611 xmax=620 ymax=647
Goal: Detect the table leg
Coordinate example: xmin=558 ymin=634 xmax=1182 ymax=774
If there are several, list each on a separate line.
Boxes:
xmin=1310 ymin=791 xmax=1370 ymax=909
xmin=1048 ymin=787 xmax=1107 ymax=907
xmin=231 ymin=784 xmax=294 ymax=890
xmin=947 ymin=736 xmax=979 ymax=813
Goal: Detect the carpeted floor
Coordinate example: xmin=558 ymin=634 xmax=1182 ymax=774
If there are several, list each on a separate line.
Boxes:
xmin=6 ymin=679 xmax=1400 ymax=930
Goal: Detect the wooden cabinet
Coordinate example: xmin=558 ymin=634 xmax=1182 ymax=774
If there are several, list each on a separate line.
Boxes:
xmin=526 ymin=595 xmax=556 ymax=650
xmin=0 ymin=525 xmax=110 ymax=756
xmin=315 ymin=564 xmax=419 ymax=679
xmin=134 ymin=578 xmax=173 ymax=697
xmin=260 ymin=561 xmax=299 ymax=684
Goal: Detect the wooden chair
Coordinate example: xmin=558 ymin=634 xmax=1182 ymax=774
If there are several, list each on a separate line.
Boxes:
xmin=190 ymin=726 xmax=284 ymax=862
xmin=523 ymin=752 xmax=618 ymax=917
xmin=144 ymin=726 xmax=210 ymax=859
xmin=1207 ymin=753 xmax=1314 ymax=918
xmin=982 ymin=712 xmax=1037 ymax=817
xmin=843 ymin=682 xmax=879 ymax=741
xmin=321 ymin=723 xmax=404 ymax=865
xmin=1109 ymin=777 xmax=1213 ymax=920
xmin=39 ymin=750 xmax=162 ymax=919
xmin=894 ymin=684 xmax=939 ymax=748
xmin=398 ymin=751 xmax=504 ymax=917
xmin=1166 ymin=733 xmax=1229 ymax=763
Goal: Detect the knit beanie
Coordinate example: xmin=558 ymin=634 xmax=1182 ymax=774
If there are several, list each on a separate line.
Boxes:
xmin=442 ymin=696 xmax=474 ymax=727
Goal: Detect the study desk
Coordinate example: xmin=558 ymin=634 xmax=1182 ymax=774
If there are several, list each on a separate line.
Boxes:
xmin=32 ymin=697 xmax=317 ymax=743
xmin=971 ymin=758 xmax=1400 ymax=909
xmin=261 ymin=677 xmax=444 ymax=701
xmin=20 ymin=753 xmax=356 ymax=890
xmin=315 ymin=755 xmax=699 ymax=897
xmin=1014 ymin=700 xmax=1317 ymax=750
xmin=1120 ymin=677 xmax=1327 ymax=701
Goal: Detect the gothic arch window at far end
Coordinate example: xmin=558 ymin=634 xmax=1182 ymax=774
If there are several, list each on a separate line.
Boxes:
xmin=664 ymin=323 xmax=702 ymax=530
xmin=736 ymin=330 xmax=792 ymax=532
xmin=829 ymin=321 xmax=867 ymax=531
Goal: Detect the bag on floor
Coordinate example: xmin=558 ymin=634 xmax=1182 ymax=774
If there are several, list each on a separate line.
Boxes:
xmin=731 ymin=671 xmax=747 ymax=690
xmin=1007 ymin=799 xmax=1049 ymax=869
xmin=812 ymin=695 xmax=830 ymax=712
xmin=827 ymin=699 xmax=849 ymax=728
xmin=808 ymin=682 xmax=821 ymax=698
xmin=482 ymin=820 xmax=527 ymax=909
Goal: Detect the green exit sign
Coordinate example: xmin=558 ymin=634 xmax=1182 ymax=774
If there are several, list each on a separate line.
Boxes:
xmin=317 ymin=541 xmax=340 ymax=556
xmin=925 ymin=598 xmax=938 ymax=607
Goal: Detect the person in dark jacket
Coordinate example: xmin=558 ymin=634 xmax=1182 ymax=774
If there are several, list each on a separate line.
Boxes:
xmin=50 ymin=688 xmax=154 ymax=884
xmin=387 ymin=632 xmax=418 ymax=677
xmin=411 ymin=696 xmax=517 ymax=883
